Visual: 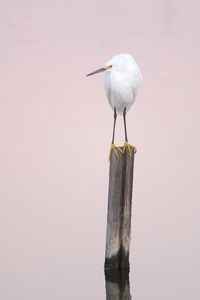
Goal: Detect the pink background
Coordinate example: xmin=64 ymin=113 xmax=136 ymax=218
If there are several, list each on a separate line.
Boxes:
xmin=0 ymin=0 xmax=200 ymax=299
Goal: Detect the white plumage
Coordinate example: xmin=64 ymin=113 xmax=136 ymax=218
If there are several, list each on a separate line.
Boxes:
xmin=86 ymin=53 xmax=142 ymax=154
xmin=104 ymin=54 xmax=142 ymax=114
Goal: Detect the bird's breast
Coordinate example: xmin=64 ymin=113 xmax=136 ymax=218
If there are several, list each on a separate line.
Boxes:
xmin=104 ymin=71 xmax=137 ymax=114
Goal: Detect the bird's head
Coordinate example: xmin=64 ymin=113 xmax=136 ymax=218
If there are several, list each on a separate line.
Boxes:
xmin=86 ymin=54 xmax=134 ymax=77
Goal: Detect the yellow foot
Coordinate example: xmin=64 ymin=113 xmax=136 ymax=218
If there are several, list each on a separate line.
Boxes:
xmin=122 ymin=142 xmax=137 ymax=155
xmin=109 ymin=144 xmax=122 ymax=160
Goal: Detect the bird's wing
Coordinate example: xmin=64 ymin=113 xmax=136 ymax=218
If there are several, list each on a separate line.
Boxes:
xmin=132 ymin=68 xmax=142 ymax=99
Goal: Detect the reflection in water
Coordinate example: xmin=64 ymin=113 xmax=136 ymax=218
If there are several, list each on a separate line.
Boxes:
xmin=105 ymin=270 xmax=131 ymax=300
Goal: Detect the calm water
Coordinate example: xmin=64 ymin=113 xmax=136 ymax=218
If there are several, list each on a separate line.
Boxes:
xmin=0 ymin=0 xmax=200 ymax=299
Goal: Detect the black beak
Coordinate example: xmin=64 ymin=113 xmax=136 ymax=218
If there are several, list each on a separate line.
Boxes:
xmin=86 ymin=67 xmax=108 ymax=77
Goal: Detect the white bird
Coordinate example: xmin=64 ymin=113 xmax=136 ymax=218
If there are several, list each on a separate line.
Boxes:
xmin=86 ymin=54 xmax=142 ymax=157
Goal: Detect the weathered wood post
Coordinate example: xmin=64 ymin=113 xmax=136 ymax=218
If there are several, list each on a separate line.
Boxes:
xmin=104 ymin=146 xmax=136 ymax=270
xmin=105 ymin=269 xmax=131 ymax=300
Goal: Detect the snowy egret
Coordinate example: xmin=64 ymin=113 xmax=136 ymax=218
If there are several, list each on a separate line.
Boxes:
xmin=86 ymin=54 xmax=142 ymax=157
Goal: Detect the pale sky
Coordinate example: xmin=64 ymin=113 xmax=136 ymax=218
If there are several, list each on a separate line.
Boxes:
xmin=0 ymin=0 xmax=200 ymax=299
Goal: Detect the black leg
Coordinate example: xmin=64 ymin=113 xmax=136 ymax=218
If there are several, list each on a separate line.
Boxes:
xmin=112 ymin=107 xmax=117 ymax=144
xmin=123 ymin=107 xmax=128 ymax=142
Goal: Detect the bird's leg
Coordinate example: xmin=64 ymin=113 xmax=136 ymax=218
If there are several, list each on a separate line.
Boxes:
xmin=122 ymin=107 xmax=136 ymax=155
xmin=112 ymin=107 xmax=117 ymax=144
xmin=123 ymin=107 xmax=128 ymax=143
xmin=109 ymin=108 xmax=121 ymax=159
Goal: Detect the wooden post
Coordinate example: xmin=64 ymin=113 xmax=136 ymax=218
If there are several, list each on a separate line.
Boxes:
xmin=104 ymin=147 xmax=135 ymax=270
xmin=105 ymin=269 xmax=131 ymax=300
